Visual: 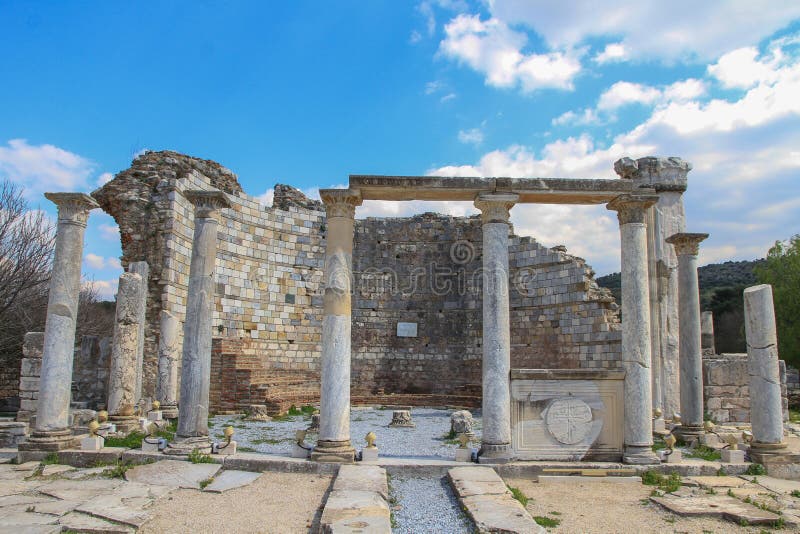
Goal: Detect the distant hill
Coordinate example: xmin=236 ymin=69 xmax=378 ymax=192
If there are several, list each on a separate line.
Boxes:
xmin=596 ymin=259 xmax=765 ymax=353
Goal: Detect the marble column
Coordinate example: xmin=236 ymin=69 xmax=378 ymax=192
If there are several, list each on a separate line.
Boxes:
xmin=166 ymin=190 xmax=230 ymax=455
xmin=128 ymin=261 xmax=149 ymax=407
xmin=607 ymin=194 xmax=660 ymax=464
xmin=107 ymin=272 xmax=144 ymax=434
xmin=474 ymin=193 xmax=518 ymax=463
xmin=744 ymin=284 xmax=786 ymax=455
xmin=312 ymin=189 xmax=362 ymax=463
xmin=701 ymin=311 xmax=715 ymax=354
xmin=157 ymin=310 xmax=180 ymax=419
xmin=666 ymin=232 xmax=709 ymax=441
xmin=20 ymin=193 xmax=99 ymax=455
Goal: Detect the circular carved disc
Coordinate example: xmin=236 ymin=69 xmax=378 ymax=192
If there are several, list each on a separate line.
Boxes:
xmin=545 ymin=397 xmax=594 ymax=445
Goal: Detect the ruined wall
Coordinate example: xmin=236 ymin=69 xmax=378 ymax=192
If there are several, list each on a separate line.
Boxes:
xmin=98 ymin=151 xmax=621 ymax=412
xmin=0 ymin=353 xmax=20 ymax=412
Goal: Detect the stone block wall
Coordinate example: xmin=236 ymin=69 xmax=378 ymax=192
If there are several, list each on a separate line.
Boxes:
xmin=0 ymin=352 xmax=20 ymax=412
xmin=703 ymin=353 xmax=789 ymax=423
xmin=16 ymin=332 xmax=43 ymax=422
xmin=71 ymin=336 xmax=112 ymax=409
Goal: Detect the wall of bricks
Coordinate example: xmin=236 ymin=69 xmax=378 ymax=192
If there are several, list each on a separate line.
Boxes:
xmin=97 ymin=152 xmax=622 ymax=413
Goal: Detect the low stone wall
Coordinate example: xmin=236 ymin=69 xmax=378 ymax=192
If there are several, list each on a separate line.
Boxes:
xmin=703 ymin=353 xmax=788 ymax=423
xmin=17 ymin=332 xmax=44 ymax=422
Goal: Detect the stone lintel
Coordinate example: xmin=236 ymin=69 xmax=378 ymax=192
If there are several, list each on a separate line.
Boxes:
xmin=607 ymin=194 xmax=659 ymax=225
xmin=349 ymin=175 xmax=637 ymax=204
xmin=44 ymin=192 xmax=100 ymax=226
xmin=666 ymin=232 xmax=709 ymax=256
xmin=184 ymin=190 xmax=231 ymax=216
xmin=510 ymin=368 xmax=626 ymax=381
xmin=614 ymin=156 xmax=691 ymax=192
xmin=319 ymin=188 xmax=362 ymax=218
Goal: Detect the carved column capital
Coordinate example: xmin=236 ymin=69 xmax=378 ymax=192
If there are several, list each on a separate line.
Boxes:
xmin=614 ymin=156 xmax=690 ymax=192
xmin=320 ymin=189 xmax=362 ymax=219
xmin=45 ymin=193 xmax=100 ymax=227
xmin=184 ymin=190 xmax=231 ymax=218
xmin=607 ymin=194 xmax=658 ymax=225
xmin=666 ymin=232 xmax=709 ymax=257
xmin=474 ymin=193 xmax=519 ymax=224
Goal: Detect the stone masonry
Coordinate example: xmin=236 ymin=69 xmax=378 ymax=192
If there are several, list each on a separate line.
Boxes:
xmin=94 ymin=151 xmax=622 ymax=413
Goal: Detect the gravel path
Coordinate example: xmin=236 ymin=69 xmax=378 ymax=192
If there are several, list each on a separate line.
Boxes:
xmin=209 ymin=407 xmax=481 ymax=458
xmin=390 ymin=473 xmax=473 ymax=534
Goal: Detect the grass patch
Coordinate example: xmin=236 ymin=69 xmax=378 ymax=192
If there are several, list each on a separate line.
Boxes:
xmin=237 ymin=446 xmax=256 ymax=453
xmin=746 ymin=463 xmax=767 ymax=476
xmin=103 ymin=461 xmax=135 ymax=479
xmin=789 ymin=409 xmax=800 ymax=423
xmin=652 ymin=438 xmax=667 ymax=451
xmin=40 ymin=453 xmax=60 ymax=465
xmin=533 ymin=516 xmax=561 ymax=528
xmin=156 ymin=422 xmax=176 ymax=442
xmin=104 ymin=431 xmax=145 ymax=449
xmin=199 ymin=477 xmax=214 ymax=489
xmin=507 ymin=485 xmax=529 ymax=507
xmin=791 ymin=489 xmax=800 ymax=498
xmin=687 ymin=445 xmax=722 ymax=461
xmin=251 ymin=437 xmax=289 ymax=445
xmin=642 ymin=470 xmax=682 ymax=493
xmin=188 ymin=449 xmax=215 ymax=464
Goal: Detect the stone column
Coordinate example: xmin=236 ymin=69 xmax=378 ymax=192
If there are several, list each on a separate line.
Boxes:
xmin=166 ymin=190 xmax=230 ymax=455
xmin=312 ymin=189 xmax=362 ymax=463
xmin=607 ymin=194 xmax=660 ymax=464
xmin=474 ymin=193 xmax=518 ymax=463
xmin=107 ymin=272 xmax=144 ymax=434
xmin=744 ymin=284 xmax=786 ymax=457
xmin=616 ymin=157 xmax=690 ymax=418
xmin=701 ymin=311 xmax=715 ymax=354
xmin=666 ymin=232 xmax=709 ymax=441
xmin=19 ymin=193 xmax=99 ymax=455
xmin=128 ymin=261 xmax=149 ymax=407
xmin=157 ymin=310 xmax=180 ymax=419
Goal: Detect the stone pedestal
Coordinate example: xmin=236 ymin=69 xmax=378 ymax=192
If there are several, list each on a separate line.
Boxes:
xmin=721 ymin=449 xmax=745 ymax=463
xmin=81 ymin=436 xmax=103 ymax=451
xmin=661 ymin=450 xmax=682 ymax=463
xmin=389 ymin=410 xmax=415 ymax=428
xmin=667 ymin=233 xmax=709 ymax=441
xmin=744 ymin=284 xmax=786 ymax=454
xmin=608 ymin=194 xmax=660 ymax=465
xmin=157 ymin=310 xmax=180 ymax=420
xmin=141 ymin=438 xmax=160 ymax=453
xmin=475 ymin=193 xmax=518 ymax=463
xmin=217 ymin=441 xmax=237 ymax=456
xmin=107 ymin=272 xmax=144 ymax=434
xmin=701 ymin=311 xmax=715 ymax=353
xmin=148 ymin=411 xmax=163 ymax=422
xmin=169 ymin=191 xmax=230 ymax=455
xmin=653 ymin=418 xmax=666 ymax=433
xmin=109 ymin=415 xmax=139 ymax=435
xmin=455 ymin=448 xmax=472 ymax=462
xmin=312 ymin=189 xmax=361 ymax=464
xmin=361 ymin=447 xmax=379 ymax=462
xmin=23 ymin=193 xmax=99 ymax=453
xmin=292 ymin=443 xmax=310 ymax=459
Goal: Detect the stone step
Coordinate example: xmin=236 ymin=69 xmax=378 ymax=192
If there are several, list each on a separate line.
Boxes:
xmin=320 ymin=465 xmax=392 ymax=533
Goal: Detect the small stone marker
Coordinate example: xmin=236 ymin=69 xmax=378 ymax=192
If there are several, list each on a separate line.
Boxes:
xmin=362 ymin=431 xmax=378 ymax=462
xmin=389 ymin=409 xmax=415 ymax=428
xmin=721 ymin=449 xmax=745 ymax=463
xmin=81 ymin=436 xmax=103 ymax=451
xmin=455 ymin=433 xmax=472 ymax=462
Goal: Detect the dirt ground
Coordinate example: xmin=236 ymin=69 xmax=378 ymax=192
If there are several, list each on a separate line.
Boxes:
xmin=139 ymin=471 xmax=333 ymax=534
xmin=504 ymin=477 xmax=771 ymax=534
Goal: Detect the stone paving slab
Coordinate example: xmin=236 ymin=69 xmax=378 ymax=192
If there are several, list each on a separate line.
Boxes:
xmin=0 ymin=525 xmax=60 ymax=534
xmin=537 ymin=475 xmax=641 ymax=484
xmin=60 ymin=511 xmax=135 ymax=534
xmin=203 ymin=469 xmax=261 ymax=493
xmin=40 ymin=464 xmax=75 ymax=477
xmin=38 ymin=478 xmax=123 ymax=500
xmin=333 ymin=465 xmax=390 ymax=501
xmin=0 ymin=493 xmax=58 ymax=508
xmin=124 ymin=459 xmax=220 ymax=489
xmin=76 ymin=481 xmax=173 ymax=528
xmin=651 ymin=494 xmax=781 ymax=525
xmin=745 ymin=475 xmax=800 ymax=494
xmin=448 ymin=466 xmax=544 ymax=534
xmin=0 ymin=511 xmax=60 ymax=528
xmin=687 ymin=475 xmax=751 ymax=488
xmin=5 ymin=498 xmax=82 ymax=516
xmin=13 ymin=461 xmax=41 ymax=471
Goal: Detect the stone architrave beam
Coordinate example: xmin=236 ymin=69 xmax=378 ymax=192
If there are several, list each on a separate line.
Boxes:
xmin=607 ymin=194 xmax=660 ymax=465
xmin=312 ymin=189 xmax=362 ymax=463
xmin=19 ymin=193 xmax=99 ymax=455
xmin=474 ymin=193 xmax=518 ymax=463
xmin=666 ymin=232 xmax=709 ymax=441
xmin=166 ymin=190 xmax=230 ymax=455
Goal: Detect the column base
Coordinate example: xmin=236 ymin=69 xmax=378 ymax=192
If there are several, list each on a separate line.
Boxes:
xmin=109 ymin=415 xmax=141 ymax=435
xmin=673 ymin=425 xmax=704 ymax=444
xmin=164 ymin=435 xmax=212 ymax=456
xmin=749 ymin=441 xmax=788 ymax=464
xmin=311 ymin=440 xmax=355 ymax=463
xmin=18 ymin=428 xmax=80 ymax=462
xmin=160 ymin=404 xmax=179 ymax=420
xmin=478 ymin=442 xmax=514 ymax=464
xmin=623 ymin=445 xmax=660 ymax=465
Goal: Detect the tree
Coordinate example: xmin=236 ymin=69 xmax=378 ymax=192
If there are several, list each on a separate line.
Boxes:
xmin=754 ymin=235 xmax=800 ymax=368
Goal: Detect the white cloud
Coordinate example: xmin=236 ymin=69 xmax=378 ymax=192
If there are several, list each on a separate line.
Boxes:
xmin=594 ymin=43 xmax=628 ymax=64
xmin=440 ymin=92 xmax=457 ymax=102
xmin=256 ymin=189 xmax=274 ymax=207
xmin=83 ymin=278 xmax=119 ymax=301
xmin=0 ymin=139 xmax=95 ymax=199
xmin=99 ymin=223 xmax=120 ymax=240
xmin=96 ymin=172 xmax=114 ymax=186
xmin=409 ymin=30 xmax=423 ymax=44
xmin=84 ymin=253 xmax=122 ymax=270
xmin=458 ymin=127 xmax=485 ymax=145
xmin=488 ymin=0 xmax=800 ymax=62
xmin=552 ymin=108 xmax=601 ymax=126
xmin=598 ymin=82 xmax=662 ymax=111
xmin=425 ymin=80 xmax=444 ymax=94
xmin=708 ymin=45 xmax=787 ymax=89
xmin=439 ymin=14 xmax=582 ymax=92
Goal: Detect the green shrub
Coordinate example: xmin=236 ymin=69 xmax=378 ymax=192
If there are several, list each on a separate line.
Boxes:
xmin=104 ymin=431 xmax=145 ymax=449
xmin=642 ymin=470 xmax=681 ymax=493
xmin=534 ymin=516 xmax=561 ymax=528
xmin=687 ymin=445 xmax=721 ymax=461
xmin=40 ymin=453 xmax=60 ymax=465
xmin=746 ymin=463 xmax=767 ymax=476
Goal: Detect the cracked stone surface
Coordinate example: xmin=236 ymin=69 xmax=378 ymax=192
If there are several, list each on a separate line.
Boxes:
xmin=651 ymin=494 xmax=781 ymax=525
xmin=202 ymin=470 xmax=261 ymax=493
xmin=124 ymin=459 xmax=220 ymax=489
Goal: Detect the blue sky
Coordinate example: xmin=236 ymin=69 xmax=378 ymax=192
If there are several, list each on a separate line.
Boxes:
xmin=1 ymin=1 xmax=799 ymax=298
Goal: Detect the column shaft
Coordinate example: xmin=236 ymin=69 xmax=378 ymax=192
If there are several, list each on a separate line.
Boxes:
xmin=128 ymin=261 xmax=149 ymax=405
xmin=157 ymin=310 xmax=180 ymax=418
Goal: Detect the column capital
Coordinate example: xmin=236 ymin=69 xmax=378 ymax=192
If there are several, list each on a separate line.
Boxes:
xmin=45 ymin=192 xmax=100 ymax=227
xmin=474 ymin=193 xmax=519 ymax=224
xmin=320 ymin=189 xmax=362 ymax=218
xmin=666 ymin=232 xmax=709 ymax=256
xmin=184 ymin=190 xmax=231 ymax=218
xmin=607 ymin=194 xmax=658 ymax=225
xmin=614 ymin=156 xmax=690 ymax=192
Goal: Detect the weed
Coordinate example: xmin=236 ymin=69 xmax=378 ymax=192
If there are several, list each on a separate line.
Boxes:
xmin=774 ymin=517 xmax=785 ymax=529
xmin=103 ymin=461 xmax=135 ymax=479
xmin=104 ymin=431 xmax=145 ymax=449
xmin=549 ymin=511 xmax=561 ymax=516
xmin=533 ymin=516 xmax=560 ymax=528
xmin=40 ymin=453 xmax=59 ymax=465
xmin=639 ymin=498 xmax=650 ymax=505
xmin=442 ymin=429 xmax=458 ymax=440
xmin=716 ymin=467 xmax=726 ymax=476
xmin=26 ymin=505 xmax=35 ymax=512
xmin=687 ymin=445 xmax=721 ymax=461
xmin=739 ymin=519 xmax=749 ymax=527
xmin=188 ymin=449 xmax=215 ymax=464
xmin=664 ymin=516 xmax=676 ymax=524
xmin=251 ymin=437 xmax=288 ymax=445
xmin=642 ymin=470 xmax=682 ymax=493
xmin=238 ymin=446 xmax=256 ymax=452
xmin=199 ymin=477 xmax=214 ymax=489
xmin=706 ymin=487 xmax=717 ymax=495
xmin=507 ymin=486 xmax=528 ymax=507
xmin=727 ymin=489 xmax=735 ymax=497
xmin=791 ymin=489 xmax=800 ymax=498
xmin=652 ymin=438 xmax=667 ymax=451
xmin=746 ymin=463 xmax=766 ymax=476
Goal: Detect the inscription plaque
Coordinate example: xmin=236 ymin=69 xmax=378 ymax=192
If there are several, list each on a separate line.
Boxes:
xmin=396 ymin=322 xmax=418 ymax=337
